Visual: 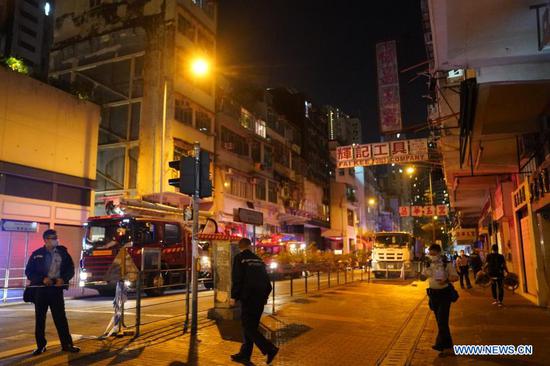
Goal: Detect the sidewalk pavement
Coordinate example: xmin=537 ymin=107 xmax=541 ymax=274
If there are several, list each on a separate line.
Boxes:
xmin=410 ymin=283 xmax=550 ymax=366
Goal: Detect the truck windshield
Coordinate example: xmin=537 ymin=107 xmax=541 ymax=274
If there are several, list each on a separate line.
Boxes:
xmin=85 ymin=220 xmax=132 ymax=249
xmin=374 ymin=234 xmax=411 ymax=248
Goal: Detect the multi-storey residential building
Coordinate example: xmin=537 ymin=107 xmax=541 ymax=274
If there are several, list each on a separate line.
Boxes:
xmin=48 ymin=0 xmax=217 ymax=216
xmin=0 ymin=0 xmax=53 ymax=78
xmin=424 ymin=0 xmax=550 ymax=307
xmin=325 ymin=105 xmax=361 ymax=145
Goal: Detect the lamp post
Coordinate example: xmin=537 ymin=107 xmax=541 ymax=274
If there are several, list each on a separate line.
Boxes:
xmin=160 ymin=57 xmax=211 ymax=206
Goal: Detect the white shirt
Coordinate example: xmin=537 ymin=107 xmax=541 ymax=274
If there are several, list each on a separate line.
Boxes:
xmin=422 ymin=258 xmax=457 ymax=289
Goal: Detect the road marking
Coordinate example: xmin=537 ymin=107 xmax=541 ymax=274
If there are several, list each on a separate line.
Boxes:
xmin=0 ymin=308 xmax=173 ymax=318
xmin=0 ymin=334 xmax=89 ymax=360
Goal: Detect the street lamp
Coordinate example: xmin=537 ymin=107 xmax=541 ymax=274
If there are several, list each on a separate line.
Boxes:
xmin=406 ymin=166 xmax=415 ymax=176
xmin=368 ymin=198 xmax=376 ymax=206
xmin=160 ymin=56 xmax=210 ymax=335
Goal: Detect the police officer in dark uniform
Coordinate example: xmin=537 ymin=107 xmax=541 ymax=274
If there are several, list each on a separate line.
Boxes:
xmin=25 ymin=229 xmax=80 ymax=356
xmin=230 ymin=238 xmax=279 ymax=364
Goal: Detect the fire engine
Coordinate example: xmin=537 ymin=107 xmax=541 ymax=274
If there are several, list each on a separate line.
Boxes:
xmin=79 ymin=214 xmax=238 ymax=296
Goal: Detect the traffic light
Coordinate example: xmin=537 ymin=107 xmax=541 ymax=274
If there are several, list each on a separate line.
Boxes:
xmin=168 ymin=151 xmax=212 ymax=198
xmin=199 ymin=151 xmax=212 ymax=198
xmin=169 ymin=156 xmax=195 ymax=195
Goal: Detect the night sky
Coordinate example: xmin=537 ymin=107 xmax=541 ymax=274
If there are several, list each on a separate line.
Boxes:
xmin=217 ymin=0 xmax=429 ymax=143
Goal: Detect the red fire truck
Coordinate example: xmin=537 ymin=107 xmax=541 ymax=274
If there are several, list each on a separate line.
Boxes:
xmin=79 ymin=214 xmax=238 ymax=296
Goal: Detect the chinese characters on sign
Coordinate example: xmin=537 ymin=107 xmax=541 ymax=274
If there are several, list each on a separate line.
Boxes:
xmin=376 ymin=40 xmax=402 ymax=134
xmin=336 ymin=138 xmax=429 ymax=168
xmin=399 ymin=205 xmax=449 ymax=217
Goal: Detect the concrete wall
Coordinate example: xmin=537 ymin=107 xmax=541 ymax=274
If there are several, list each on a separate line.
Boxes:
xmin=430 ymin=0 xmax=550 ymax=82
xmin=0 ymin=67 xmax=99 ymax=180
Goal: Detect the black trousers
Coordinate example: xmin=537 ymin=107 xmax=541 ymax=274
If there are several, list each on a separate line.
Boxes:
xmin=458 ymin=266 xmax=471 ymax=288
xmin=34 ymin=287 xmax=73 ymax=348
xmin=429 ymin=287 xmax=453 ymax=350
xmin=239 ymin=300 xmax=276 ymax=359
xmin=491 ymin=277 xmax=504 ymax=302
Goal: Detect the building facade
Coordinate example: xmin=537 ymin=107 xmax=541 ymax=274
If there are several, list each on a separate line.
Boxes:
xmin=49 ymin=0 xmax=217 ymax=216
xmin=425 ymin=0 xmax=550 ymax=307
xmin=0 ymin=66 xmax=100 ymax=298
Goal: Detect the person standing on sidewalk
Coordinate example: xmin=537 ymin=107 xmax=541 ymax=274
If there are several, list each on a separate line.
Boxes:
xmin=421 ymin=244 xmax=459 ymax=356
xmin=485 ymin=244 xmax=509 ymax=306
xmin=455 ymin=250 xmax=472 ymax=289
xmin=469 ymin=247 xmax=483 ymax=280
xmin=230 ymin=238 xmax=279 ymax=364
xmin=25 ymin=229 xmax=80 ymax=356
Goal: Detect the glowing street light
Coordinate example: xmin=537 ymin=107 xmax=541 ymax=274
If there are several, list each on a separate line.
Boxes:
xmin=406 ymin=166 xmax=415 ymax=175
xmin=191 ymin=58 xmax=210 ymax=77
xmin=433 ymin=215 xmax=438 ymax=220
xmin=368 ymin=198 xmax=376 ymax=206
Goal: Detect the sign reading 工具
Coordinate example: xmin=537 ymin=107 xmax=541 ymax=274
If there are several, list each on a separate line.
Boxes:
xmin=336 ymin=138 xmax=429 ymax=168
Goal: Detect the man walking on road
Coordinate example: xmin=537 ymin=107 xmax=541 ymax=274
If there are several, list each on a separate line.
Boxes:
xmin=485 ymin=244 xmax=509 ymax=306
xmin=456 ymin=250 xmax=472 ymax=289
xmin=25 ymin=229 xmax=80 ymax=356
xmin=422 ymin=244 xmax=459 ymax=356
xmin=230 ymin=238 xmax=279 ymax=364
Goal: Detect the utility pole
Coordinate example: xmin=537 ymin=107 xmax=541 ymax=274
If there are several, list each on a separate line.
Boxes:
xmin=429 ymin=168 xmax=435 ymax=244
xmin=191 ymin=142 xmax=200 ymax=334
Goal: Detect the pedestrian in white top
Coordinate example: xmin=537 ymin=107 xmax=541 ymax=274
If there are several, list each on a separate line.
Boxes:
xmin=421 ymin=244 xmax=459 ymax=356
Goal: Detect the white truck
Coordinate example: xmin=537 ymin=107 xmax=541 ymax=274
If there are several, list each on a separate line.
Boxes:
xmin=371 ymin=232 xmax=415 ymax=279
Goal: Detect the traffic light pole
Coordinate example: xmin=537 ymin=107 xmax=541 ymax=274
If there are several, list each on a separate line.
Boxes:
xmin=191 ymin=142 xmax=200 ymax=335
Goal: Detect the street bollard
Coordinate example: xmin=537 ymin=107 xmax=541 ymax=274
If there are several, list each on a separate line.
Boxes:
xmin=272 ymin=278 xmax=276 ymax=314
xmin=352 ymin=268 xmax=354 ymax=282
xmin=368 ymin=266 xmax=371 ymax=283
xmin=361 ymin=267 xmax=364 ymax=281
xmin=135 ymin=271 xmax=142 ymax=337
xmin=328 ymin=269 xmax=331 ymax=288
xmin=345 ymin=269 xmax=347 ymax=284
xmin=290 ymin=275 xmax=294 ymax=296
xmin=337 ymin=270 xmax=340 ymax=285
xmin=304 ymin=271 xmax=308 ymax=294
xmin=317 ymin=271 xmax=321 ymax=291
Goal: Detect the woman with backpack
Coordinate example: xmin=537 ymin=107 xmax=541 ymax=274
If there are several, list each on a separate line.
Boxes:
xmin=485 ymin=244 xmax=509 ymax=306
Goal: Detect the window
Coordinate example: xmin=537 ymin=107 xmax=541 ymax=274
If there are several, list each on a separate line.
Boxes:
xmin=348 ymin=168 xmax=355 ymax=176
xmin=251 ymin=141 xmax=261 ymax=163
xmin=345 ymin=185 xmax=357 ymax=202
xmin=264 ymin=145 xmax=273 ymax=168
xmin=255 ymin=178 xmax=266 ymax=201
xmin=255 ymin=119 xmax=266 ymax=138
xmin=196 ymin=110 xmax=212 ymax=134
xmin=240 ymin=108 xmax=253 ymax=129
xmin=272 ymin=140 xmax=289 ymax=167
xmin=164 ymin=223 xmax=180 ymax=245
xmin=177 ymin=14 xmax=195 ymax=40
xmin=268 ymin=181 xmax=278 ymax=203
xmin=175 ymin=97 xmax=193 ymax=125
xmin=347 ymin=209 xmax=355 ymax=227
xmin=229 ymin=177 xmax=253 ymax=200
xmin=197 ymin=29 xmax=215 ymax=55
xmin=221 ymin=127 xmax=248 ymax=157
xmin=19 ymin=24 xmax=37 ymax=38
xmin=18 ymin=40 xmax=36 ymax=53
xmin=19 ymin=9 xmax=38 ymax=23
xmin=135 ymin=222 xmax=156 ymax=245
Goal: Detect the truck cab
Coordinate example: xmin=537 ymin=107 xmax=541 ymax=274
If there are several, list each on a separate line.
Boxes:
xmin=371 ymin=232 xmax=414 ymax=279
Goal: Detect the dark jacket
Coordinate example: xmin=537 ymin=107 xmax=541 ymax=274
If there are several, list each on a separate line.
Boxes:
xmin=469 ymin=253 xmax=483 ymax=271
xmin=231 ymin=249 xmax=272 ymax=303
xmin=485 ymin=253 xmax=506 ymax=278
xmin=25 ymin=246 xmax=75 ymax=288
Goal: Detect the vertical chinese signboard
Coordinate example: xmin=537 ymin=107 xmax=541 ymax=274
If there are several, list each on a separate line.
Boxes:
xmin=376 ymin=40 xmax=402 ymax=134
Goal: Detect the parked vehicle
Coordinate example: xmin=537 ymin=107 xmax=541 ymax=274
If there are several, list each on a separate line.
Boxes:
xmin=370 ymin=232 xmax=415 ymax=279
xmin=79 ymin=214 xmax=218 ymax=296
